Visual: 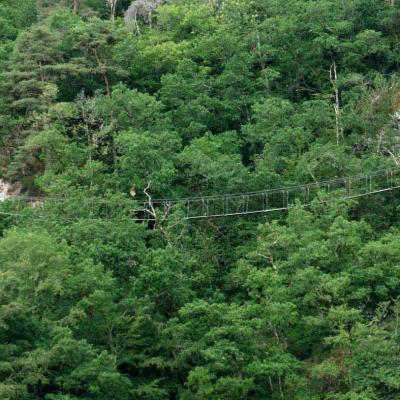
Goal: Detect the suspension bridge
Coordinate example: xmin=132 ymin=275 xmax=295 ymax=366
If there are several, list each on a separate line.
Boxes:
xmin=2 ymin=167 xmax=400 ymax=222
xmin=135 ymin=167 xmax=400 ymax=221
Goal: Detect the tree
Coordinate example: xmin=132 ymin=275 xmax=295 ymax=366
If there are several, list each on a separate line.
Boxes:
xmin=71 ymin=17 xmax=127 ymax=96
xmin=124 ymin=0 xmax=163 ymax=33
xmin=106 ymin=0 xmax=119 ymax=20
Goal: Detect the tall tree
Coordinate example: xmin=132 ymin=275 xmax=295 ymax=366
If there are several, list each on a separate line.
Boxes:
xmin=106 ymin=0 xmax=118 ymax=20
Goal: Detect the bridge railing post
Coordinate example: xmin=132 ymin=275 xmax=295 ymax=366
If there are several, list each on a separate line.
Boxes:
xmin=263 ymin=193 xmax=268 ymax=211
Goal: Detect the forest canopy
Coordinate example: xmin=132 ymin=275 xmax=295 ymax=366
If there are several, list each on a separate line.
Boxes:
xmin=1 ymin=0 xmax=400 ymax=399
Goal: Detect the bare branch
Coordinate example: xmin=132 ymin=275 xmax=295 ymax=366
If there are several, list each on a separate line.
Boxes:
xmin=143 ymin=181 xmax=156 ymax=220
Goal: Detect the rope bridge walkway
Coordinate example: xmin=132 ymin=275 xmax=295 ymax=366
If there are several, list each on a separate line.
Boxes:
xmin=1 ymin=168 xmax=400 ymax=221
xmin=138 ymin=167 xmax=400 ymax=221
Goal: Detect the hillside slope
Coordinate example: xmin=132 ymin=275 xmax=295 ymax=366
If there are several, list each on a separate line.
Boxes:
xmin=1 ymin=1 xmax=400 ymax=399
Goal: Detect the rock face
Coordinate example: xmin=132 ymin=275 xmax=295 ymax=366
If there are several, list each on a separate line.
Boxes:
xmin=0 ymin=180 xmax=21 ymax=201
xmin=0 ymin=180 xmax=11 ymax=201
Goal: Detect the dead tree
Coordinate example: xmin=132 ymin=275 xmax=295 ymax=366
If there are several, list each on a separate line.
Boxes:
xmin=143 ymin=182 xmax=176 ymax=245
xmin=72 ymin=0 xmax=79 ymax=14
xmin=106 ymin=0 xmax=118 ymax=20
xmin=124 ymin=0 xmax=163 ymax=34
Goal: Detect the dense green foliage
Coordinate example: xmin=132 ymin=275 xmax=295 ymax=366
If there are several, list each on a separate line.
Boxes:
xmin=1 ymin=0 xmax=400 ymax=398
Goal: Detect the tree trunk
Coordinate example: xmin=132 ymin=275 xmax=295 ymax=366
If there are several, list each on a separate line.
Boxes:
xmin=134 ymin=11 xmax=141 ymax=35
xmin=93 ymin=47 xmax=111 ymax=96
xmin=72 ymin=0 xmax=78 ymax=14
xmin=330 ymin=61 xmax=343 ymax=146
xmin=278 ymin=376 xmax=284 ymax=399
xmin=109 ymin=0 xmax=118 ymax=20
